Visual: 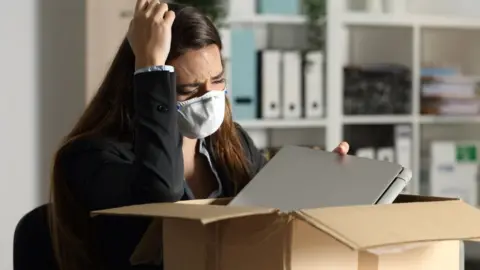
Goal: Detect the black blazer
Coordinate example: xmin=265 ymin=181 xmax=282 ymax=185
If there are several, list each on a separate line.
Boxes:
xmin=54 ymin=70 xmax=267 ymax=269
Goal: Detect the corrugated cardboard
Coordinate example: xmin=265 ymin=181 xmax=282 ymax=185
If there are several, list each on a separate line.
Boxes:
xmin=92 ymin=194 xmax=480 ymax=270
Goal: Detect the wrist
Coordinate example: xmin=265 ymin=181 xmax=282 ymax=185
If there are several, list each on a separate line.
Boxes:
xmin=135 ymin=58 xmax=166 ymax=70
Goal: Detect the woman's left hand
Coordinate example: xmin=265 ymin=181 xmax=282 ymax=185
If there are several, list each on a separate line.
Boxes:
xmin=333 ymin=141 xmax=350 ymax=156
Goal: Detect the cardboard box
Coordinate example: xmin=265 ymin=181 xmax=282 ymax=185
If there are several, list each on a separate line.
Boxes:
xmin=93 ymin=194 xmax=480 ymax=270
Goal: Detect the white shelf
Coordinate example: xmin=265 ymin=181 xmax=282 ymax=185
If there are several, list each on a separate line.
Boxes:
xmin=239 ymin=115 xmax=480 ymax=128
xmin=342 ymin=13 xmax=480 ymax=29
xmin=226 ymin=15 xmax=307 ymax=25
xmin=342 ymin=13 xmax=414 ymax=27
xmin=420 ymin=15 xmax=480 ymax=28
xmin=343 ymin=115 xmax=414 ymax=124
xmin=238 ymin=119 xmax=326 ymax=129
xmin=419 ymin=115 xmax=480 ymax=124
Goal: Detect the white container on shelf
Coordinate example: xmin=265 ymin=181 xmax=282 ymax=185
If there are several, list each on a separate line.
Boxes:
xmin=367 ymin=0 xmax=383 ymax=13
xmin=430 ymin=141 xmax=479 ymax=206
xmin=346 ymin=0 xmax=368 ymax=12
xmin=228 ymin=0 xmax=255 ymax=18
xmin=383 ymin=0 xmax=406 ymax=14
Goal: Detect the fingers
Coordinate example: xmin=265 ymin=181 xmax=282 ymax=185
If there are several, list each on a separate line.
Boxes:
xmin=145 ymin=0 xmax=160 ymax=16
xmin=163 ymin=10 xmax=176 ymax=26
xmin=135 ymin=0 xmax=148 ymax=13
xmin=333 ymin=142 xmax=350 ymax=155
xmin=152 ymin=3 xmax=170 ymax=22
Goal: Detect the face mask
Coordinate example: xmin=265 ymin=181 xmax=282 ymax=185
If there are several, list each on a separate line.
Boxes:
xmin=177 ymin=90 xmax=226 ymax=139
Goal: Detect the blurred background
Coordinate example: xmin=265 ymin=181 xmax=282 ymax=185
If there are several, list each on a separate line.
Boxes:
xmin=2 ymin=0 xmax=480 ymax=269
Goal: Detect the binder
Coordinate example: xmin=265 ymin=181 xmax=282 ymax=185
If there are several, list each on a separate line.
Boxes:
xmin=220 ymin=28 xmax=232 ymax=101
xmin=394 ymin=125 xmax=412 ymax=193
xmin=367 ymin=0 xmax=383 ymax=13
xmin=356 ymin=147 xmax=375 ymax=159
xmin=377 ymin=147 xmax=395 ymax=162
xmin=219 ymin=28 xmax=231 ymax=59
xmin=304 ymin=51 xmax=324 ymax=118
xmin=383 ymin=0 xmax=407 ymax=13
xmin=394 ymin=125 xmax=412 ymax=168
xmin=259 ymin=50 xmax=282 ymax=119
xmin=257 ymin=0 xmax=300 ymax=15
xmin=281 ymin=51 xmax=302 ymax=119
xmin=229 ymin=0 xmax=255 ymax=17
xmin=231 ymin=28 xmax=257 ymax=120
xmin=224 ymin=60 xmax=233 ymax=101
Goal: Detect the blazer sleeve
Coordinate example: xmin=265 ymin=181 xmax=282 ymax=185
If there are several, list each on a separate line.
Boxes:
xmin=58 ymin=70 xmax=185 ymax=211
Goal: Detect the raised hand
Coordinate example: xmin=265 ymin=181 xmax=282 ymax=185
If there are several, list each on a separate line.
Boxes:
xmin=127 ymin=0 xmax=176 ymax=69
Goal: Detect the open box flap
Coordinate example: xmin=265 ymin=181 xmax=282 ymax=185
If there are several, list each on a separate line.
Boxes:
xmin=91 ymin=202 xmax=277 ymax=224
xmin=295 ymin=199 xmax=480 ymax=250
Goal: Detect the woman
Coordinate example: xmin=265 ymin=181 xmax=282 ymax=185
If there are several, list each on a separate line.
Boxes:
xmin=49 ymin=1 xmax=349 ymax=270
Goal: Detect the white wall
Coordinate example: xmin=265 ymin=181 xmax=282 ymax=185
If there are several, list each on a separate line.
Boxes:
xmin=0 ymin=1 xmax=86 ymax=269
xmin=0 ymin=1 xmax=39 ymax=269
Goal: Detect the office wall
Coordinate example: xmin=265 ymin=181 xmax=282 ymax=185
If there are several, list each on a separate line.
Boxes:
xmin=0 ymin=1 xmax=85 ymax=269
xmin=0 ymin=1 xmax=39 ymax=269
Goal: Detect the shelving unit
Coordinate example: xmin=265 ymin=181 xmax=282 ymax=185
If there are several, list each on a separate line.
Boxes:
xmin=326 ymin=1 xmax=480 ymax=198
xmin=227 ymin=0 xmax=480 ymax=196
xmin=227 ymin=0 xmax=480 ymax=261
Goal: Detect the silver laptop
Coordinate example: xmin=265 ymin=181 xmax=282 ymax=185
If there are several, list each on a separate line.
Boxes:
xmin=229 ymin=145 xmax=412 ymax=212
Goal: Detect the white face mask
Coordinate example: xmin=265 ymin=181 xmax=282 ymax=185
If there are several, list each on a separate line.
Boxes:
xmin=176 ymin=90 xmax=226 ymax=139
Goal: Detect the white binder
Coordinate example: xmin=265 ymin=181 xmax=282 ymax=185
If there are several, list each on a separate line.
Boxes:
xmin=219 ymin=28 xmax=232 ymax=101
xmin=304 ymin=51 xmax=324 ymax=118
xmin=219 ymin=28 xmax=231 ymax=59
xmin=228 ymin=0 xmax=255 ymax=18
xmin=394 ymin=125 xmax=412 ymax=169
xmin=394 ymin=125 xmax=412 ymax=193
xmin=281 ymin=51 xmax=302 ymax=119
xmin=356 ymin=147 xmax=375 ymax=159
xmin=261 ymin=50 xmax=282 ymax=119
xmin=224 ymin=60 xmax=233 ymax=100
xmin=377 ymin=147 xmax=395 ymax=162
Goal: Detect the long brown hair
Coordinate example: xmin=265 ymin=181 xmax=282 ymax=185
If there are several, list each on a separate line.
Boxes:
xmin=49 ymin=4 xmax=251 ymax=270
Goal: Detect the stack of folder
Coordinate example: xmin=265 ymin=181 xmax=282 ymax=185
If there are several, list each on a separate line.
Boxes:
xmin=226 ymin=0 xmax=325 ymax=122
xmin=229 ymin=42 xmax=326 ymax=121
xmin=420 ymin=66 xmax=480 ymax=116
